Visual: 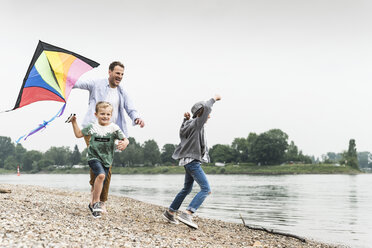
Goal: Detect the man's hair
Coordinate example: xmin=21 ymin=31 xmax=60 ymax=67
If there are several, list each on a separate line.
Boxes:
xmin=95 ymin=101 xmax=113 ymax=113
xmin=109 ymin=61 xmax=124 ymax=71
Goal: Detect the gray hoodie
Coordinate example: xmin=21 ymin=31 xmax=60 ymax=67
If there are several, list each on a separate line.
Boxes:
xmin=172 ymin=98 xmax=216 ymax=162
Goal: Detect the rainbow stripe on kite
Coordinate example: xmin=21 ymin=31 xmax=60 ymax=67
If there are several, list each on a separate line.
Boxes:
xmin=9 ymin=40 xmax=99 ymax=142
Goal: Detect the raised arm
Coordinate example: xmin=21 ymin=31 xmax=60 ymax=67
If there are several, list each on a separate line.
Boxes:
xmin=70 ymin=116 xmax=84 ymax=138
xmin=195 ymin=94 xmax=222 ymax=128
xmin=73 ymin=77 xmax=95 ymax=91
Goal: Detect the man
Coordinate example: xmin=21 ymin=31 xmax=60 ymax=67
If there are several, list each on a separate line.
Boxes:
xmin=73 ymin=61 xmax=145 ymax=212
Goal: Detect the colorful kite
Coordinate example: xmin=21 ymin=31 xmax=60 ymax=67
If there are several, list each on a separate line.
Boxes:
xmin=5 ymin=40 xmax=99 ymax=142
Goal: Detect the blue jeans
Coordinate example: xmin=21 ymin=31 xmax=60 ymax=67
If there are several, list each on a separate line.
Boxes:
xmin=169 ymin=160 xmax=211 ymax=213
xmin=88 ymin=159 xmax=109 ymax=186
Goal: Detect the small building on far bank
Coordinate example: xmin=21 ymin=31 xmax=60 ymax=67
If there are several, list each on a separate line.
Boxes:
xmin=72 ymin=165 xmax=87 ymax=169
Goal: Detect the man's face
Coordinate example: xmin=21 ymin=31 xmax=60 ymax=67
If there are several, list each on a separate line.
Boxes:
xmin=108 ymin=66 xmax=124 ymax=88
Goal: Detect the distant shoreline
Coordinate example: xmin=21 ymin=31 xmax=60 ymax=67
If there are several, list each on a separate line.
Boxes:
xmin=0 ymin=184 xmax=342 ymax=247
xmin=0 ymin=163 xmax=363 ymax=175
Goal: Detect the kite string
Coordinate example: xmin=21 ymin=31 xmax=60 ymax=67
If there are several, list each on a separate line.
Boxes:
xmin=16 ymin=103 xmax=66 ymax=143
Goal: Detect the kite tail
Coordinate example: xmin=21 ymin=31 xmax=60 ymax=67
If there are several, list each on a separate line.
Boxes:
xmin=16 ymin=104 xmax=66 ymax=143
xmin=58 ymin=103 xmax=66 ymax=117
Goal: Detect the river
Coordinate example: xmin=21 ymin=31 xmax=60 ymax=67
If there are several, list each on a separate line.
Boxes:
xmin=1 ymin=173 xmax=371 ymax=248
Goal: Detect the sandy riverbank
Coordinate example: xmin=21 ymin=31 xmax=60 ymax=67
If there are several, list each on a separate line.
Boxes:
xmin=0 ymin=184 xmax=345 ymax=247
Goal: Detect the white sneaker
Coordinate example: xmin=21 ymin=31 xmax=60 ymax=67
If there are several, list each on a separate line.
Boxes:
xmin=92 ymin=202 xmax=103 ymax=212
xmin=101 ymin=202 xmax=107 ymax=214
xmin=177 ymin=212 xmax=198 ymax=229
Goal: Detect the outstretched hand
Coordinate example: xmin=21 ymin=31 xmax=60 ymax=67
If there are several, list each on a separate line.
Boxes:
xmin=214 ymin=94 xmax=222 ymax=101
xmin=135 ymin=118 xmax=145 ymax=128
xmin=184 ymin=112 xmax=191 ymax=120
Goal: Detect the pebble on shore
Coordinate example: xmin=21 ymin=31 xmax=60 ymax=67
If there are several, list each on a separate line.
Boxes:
xmin=0 ymin=184 xmax=344 ymax=248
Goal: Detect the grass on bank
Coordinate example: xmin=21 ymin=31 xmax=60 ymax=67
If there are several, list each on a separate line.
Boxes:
xmin=113 ymin=163 xmax=362 ymax=175
xmin=0 ymin=163 xmax=362 ymax=175
xmin=0 ymin=168 xmax=13 ymax=174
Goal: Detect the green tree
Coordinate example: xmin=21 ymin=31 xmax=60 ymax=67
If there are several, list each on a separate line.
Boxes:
xmin=343 ymin=139 xmax=359 ymax=169
xmin=297 ymin=151 xmax=313 ymax=164
xmin=143 ymin=139 xmax=161 ymax=166
xmin=80 ymin=148 xmax=89 ymax=164
xmin=22 ymin=150 xmax=43 ymax=171
xmin=251 ymin=129 xmax=289 ymax=165
xmin=71 ymin=145 xmax=81 ymax=165
xmin=44 ymin=146 xmax=72 ymax=166
xmin=231 ymin=137 xmax=249 ymax=162
xmin=35 ymin=158 xmax=54 ymax=171
xmin=0 ymin=136 xmax=15 ymax=168
xmin=114 ymin=137 xmax=144 ymax=166
xmin=4 ymin=156 xmax=17 ymax=170
xmin=14 ymin=143 xmax=27 ymax=167
xmin=161 ymin=144 xmax=176 ymax=165
xmin=285 ymin=141 xmax=299 ymax=162
xmin=246 ymin=132 xmax=258 ymax=162
xmin=322 ymin=152 xmax=343 ymax=164
xmin=325 ymin=152 xmax=337 ymax=163
xmin=282 ymin=140 xmax=313 ymax=164
xmin=209 ymin=144 xmax=235 ymax=163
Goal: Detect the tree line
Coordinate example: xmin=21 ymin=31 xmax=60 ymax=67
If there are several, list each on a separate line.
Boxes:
xmin=0 ymin=129 xmax=362 ymax=172
xmin=323 ymin=139 xmax=369 ymax=170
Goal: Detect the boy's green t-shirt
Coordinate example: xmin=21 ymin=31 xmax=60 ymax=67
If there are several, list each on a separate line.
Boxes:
xmin=82 ymin=122 xmax=125 ymax=167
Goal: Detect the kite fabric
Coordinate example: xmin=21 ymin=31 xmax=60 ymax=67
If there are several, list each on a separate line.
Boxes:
xmin=7 ymin=40 xmax=100 ymax=142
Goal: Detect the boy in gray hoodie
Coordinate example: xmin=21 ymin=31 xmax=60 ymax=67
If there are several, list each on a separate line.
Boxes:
xmin=163 ymin=94 xmax=221 ymax=229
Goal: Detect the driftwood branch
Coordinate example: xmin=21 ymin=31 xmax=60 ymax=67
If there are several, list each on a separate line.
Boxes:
xmin=240 ymin=215 xmax=306 ymax=243
xmin=0 ymin=188 xmax=11 ymax=193
xmin=239 ymin=214 xmax=246 ymax=226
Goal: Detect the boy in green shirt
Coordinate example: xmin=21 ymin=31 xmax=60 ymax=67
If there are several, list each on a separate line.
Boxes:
xmin=70 ymin=101 xmax=129 ymax=218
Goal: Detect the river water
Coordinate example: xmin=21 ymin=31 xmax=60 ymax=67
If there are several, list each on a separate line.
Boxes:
xmin=1 ymin=173 xmax=371 ymax=247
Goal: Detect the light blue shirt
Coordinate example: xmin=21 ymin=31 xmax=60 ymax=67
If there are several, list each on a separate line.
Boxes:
xmin=73 ymin=77 xmax=140 ymax=137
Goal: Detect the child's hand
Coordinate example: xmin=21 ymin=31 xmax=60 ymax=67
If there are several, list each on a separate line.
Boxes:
xmin=117 ymin=139 xmax=129 ymax=151
xmin=70 ymin=115 xmax=77 ymax=123
xmin=184 ymin=112 xmax=191 ymax=120
xmin=65 ymin=113 xmax=76 ymax=123
xmin=214 ymin=94 xmax=221 ymax=101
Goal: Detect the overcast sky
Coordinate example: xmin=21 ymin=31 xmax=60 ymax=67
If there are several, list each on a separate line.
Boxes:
xmin=0 ymin=0 xmax=371 ymax=158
